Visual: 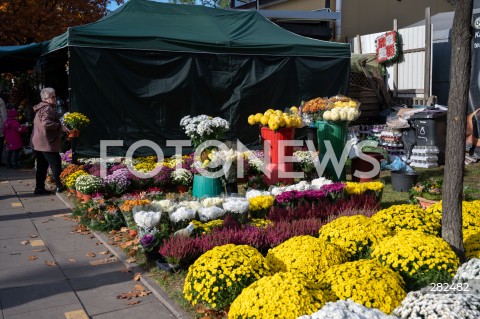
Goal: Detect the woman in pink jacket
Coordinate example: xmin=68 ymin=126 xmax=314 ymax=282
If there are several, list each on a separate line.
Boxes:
xmin=3 ymin=108 xmax=28 ymax=168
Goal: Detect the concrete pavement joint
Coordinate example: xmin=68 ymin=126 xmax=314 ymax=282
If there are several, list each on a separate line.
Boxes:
xmin=56 ymin=192 xmax=190 ymax=319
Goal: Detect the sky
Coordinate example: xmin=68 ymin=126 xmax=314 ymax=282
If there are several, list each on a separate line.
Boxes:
xmin=108 ymin=0 xmax=171 ymax=11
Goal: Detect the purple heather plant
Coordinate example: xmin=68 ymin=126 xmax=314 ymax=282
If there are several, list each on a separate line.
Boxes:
xmin=263 ymin=218 xmax=323 ymax=248
xmin=153 ymin=166 xmax=173 ymax=187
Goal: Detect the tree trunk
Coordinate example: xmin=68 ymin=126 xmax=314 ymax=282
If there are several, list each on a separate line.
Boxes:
xmin=442 ymin=0 xmax=473 ymax=262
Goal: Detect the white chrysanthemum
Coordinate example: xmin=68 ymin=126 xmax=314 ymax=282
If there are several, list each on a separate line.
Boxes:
xmin=453 ymin=258 xmax=480 ymax=294
xmin=133 ymin=210 xmax=161 ymax=228
xmin=392 ymin=291 xmax=480 ymax=319
xmin=198 ymin=206 xmax=226 ymax=222
xmin=222 ymin=198 xmax=250 ymax=214
xmin=169 ymin=207 xmax=196 ymax=224
xmin=178 ymin=200 xmax=202 ymax=212
xmin=298 ymin=300 xmax=397 ymax=319
xmin=310 ymin=177 xmax=333 ymax=190
xmin=151 ymin=199 xmax=177 ymax=213
xmin=201 ymin=197 xmax=224 ymax=208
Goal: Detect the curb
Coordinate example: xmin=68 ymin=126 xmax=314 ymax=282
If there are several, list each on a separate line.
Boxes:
xmin=56 ymin=192 xmax=192 ymax=319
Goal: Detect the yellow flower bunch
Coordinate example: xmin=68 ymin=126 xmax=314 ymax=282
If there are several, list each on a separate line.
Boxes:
xmin=426 ymin=201 xmax=480 ymax=259
xmin=62 ymin=112 xmax=90 ymax=130
xmin=464 ymin=229 xmax=480 ymax=259
xmin=426 ymin=200 xmax=480 ymax=232
xmin=248 ymin=218 xmax=273 ymax=228
xmin=65 ymin=169 xmax=88 ymax=189
xmin=183 ymin=244 xmax=270 ymax=310
xmin=344 ymin=181 xmax=384 ymax=195
xmin=319 ymin=259 xmax=406 ymax=314
xmin=190 ymin=219 xmax=224 ymax=235
xmin=119 ymin=199 xmax=151 ymax=212
xmin=133 ymin=161 xmax=159 ymax=173
xmin=247 ymin=107 xmax=302 ymax=131
xmin=371 ymin=230 xmax=460 ymax=290
xmin=372 ymin=204 xmax=441 ymax=236
xmin=318 ymin=215 xmax=392 ymax=260
xmin=266 ymin=236 xmax=347 ymax=283
xmin=248 ymin=195 xmax=275 ymax=211
xmin=228 ymin=272 xmax=328 ymax=319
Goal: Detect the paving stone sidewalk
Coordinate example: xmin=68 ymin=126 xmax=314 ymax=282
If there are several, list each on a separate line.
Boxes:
xmin=0 ymin=166 xmax=190 ymax=319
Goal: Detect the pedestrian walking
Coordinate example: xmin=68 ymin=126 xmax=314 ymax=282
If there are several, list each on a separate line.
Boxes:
xmin=31 ymin=88 xmax=70 ymax=194
xmin=3 ymin=108 xmax=28 ymax=168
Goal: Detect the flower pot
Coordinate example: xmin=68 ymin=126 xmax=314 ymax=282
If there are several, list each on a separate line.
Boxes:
xmin=316 ymin=120 xmax=349 ymax=182
xmin=415 ymin=196 xmax=440 ymax=209
xmin=192 ymin=174 xmax=222 ymax=198
xmin=82 ymin=193 xmax=92 ymax=202
xmin=76 ymin=190 xmax=82 ymax=199
xmin=68 ymin=129 xmax=80 ymax=139
xmin=351 ymin=152 xmax=384 ymax=182
xmin=391 ymin=170 xmax=419 ymax=192
xmin=145 ymin=250 xmax=162 ymax=262
xmin=260 ymin=127 xmax=295 ymax=185
xmin=156 ymin=260 xmax=181 ymax=273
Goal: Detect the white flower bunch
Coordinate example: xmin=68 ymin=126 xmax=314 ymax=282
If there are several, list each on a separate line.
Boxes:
xmin=201 ymin=197 xmax=224 ymax=208
xmin=198 ymin=206 xmax=226 ymax=222
xmin=453 ymin=258 xmax=480 ymax=294
xmin=222 ymin=197 xmax=250 ymax=214
xmin=180 ymin=115 xmax=229 ymax=147
xmin=270 ymin=180 xmax=312 ymax=196
xmin=293 ymin=150 xmax=318 ymax=165
xmin=245 ymin=189 xmax=271 ymax=200
xmin=322 ymin=106 xmax=360 ymax=122
xmin=75 ymin=174 xmax=103 ymax=194
xmin=169 ymin=206 xmax=196 ymax=224
xmin=178 ymin=200 xmax=202 ymax=212
xmin=171 ymin=168 xmax=193 ymax=186
xmin=310 ymin=177 xmax=333 ymax=190
xmin=151 ymin=199 xmax=177 ymax=213
xmin=133 ymin=210 xmax=162 ymax=228
xmin=244 ymin=151 xmax=265 ymax=172
xmin=298 ymin=300 xmax=397 ymax=319
xmin=392 ymin=291 xmax=480 ymax=319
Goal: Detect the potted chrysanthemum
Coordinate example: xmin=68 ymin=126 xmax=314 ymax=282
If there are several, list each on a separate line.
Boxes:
xmin=171 ymin=168 xmax=193 ymax=193
xmin=75 ymin=174 xmax=103 ymax=201
xmin=61 ymin=112 xmax=90 ymax=138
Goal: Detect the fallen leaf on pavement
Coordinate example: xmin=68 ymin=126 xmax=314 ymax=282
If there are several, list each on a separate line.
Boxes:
xmin=127 ymin=301 xmax=140 ymax=305
xmin=10 ymin=252 xmax=21 ymax=255
xmin=44 ymin=260 xmax=58 ymax=266
xmin=86 ymin=252 xmax=96 ymax=258
xmin=120 ymin=267 xmax=131 ymax=273
xmin=125 ymin=257 xmax=136 ymax=264
xmin=99 ymin=251 xmax=109 ymax=255
xmin=134 ymin=284 xmax=145 ymax=291
xmin=33 ymin=249 xmax=46 ymax=252
xmin=68 ymin=258 xmax=77 ymax=263
xmin=133 ymin=273 xmax=142 ymax=281
xmin=30 ymin=235 xmax=38 ymax=238
xmin=28 ymin=255 xmax=38 ymax=261
xmin=20 ymin=240 xmax=30 ymax=245
xmin=88 ymin=235 xmax=95 ymax=239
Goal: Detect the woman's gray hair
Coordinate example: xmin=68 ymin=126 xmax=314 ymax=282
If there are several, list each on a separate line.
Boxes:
xmin=40 ymin=87 xmax=55 ymax=101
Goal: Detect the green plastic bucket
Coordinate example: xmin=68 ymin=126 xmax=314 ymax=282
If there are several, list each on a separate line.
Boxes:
xmin=192 ymin=174 xmax=223 ymax=198
xmin=316 ymin=120 xmax=348 ymax=181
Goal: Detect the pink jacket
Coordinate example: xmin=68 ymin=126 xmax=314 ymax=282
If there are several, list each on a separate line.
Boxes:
xmin=31 ymin=101 xmax=62 ymax=152
xmin=3 ymin=110 xmax=27 ymax=150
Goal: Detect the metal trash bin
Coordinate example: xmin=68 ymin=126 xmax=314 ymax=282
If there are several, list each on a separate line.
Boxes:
xmin=410 ymin=109 xmax=447 ymax=164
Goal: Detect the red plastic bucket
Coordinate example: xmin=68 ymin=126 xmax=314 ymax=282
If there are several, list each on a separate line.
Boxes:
xmin=260 ymin=127 xmax=295 ymax=185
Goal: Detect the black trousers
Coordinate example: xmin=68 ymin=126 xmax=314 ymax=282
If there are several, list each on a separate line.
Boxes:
xmin=35 ymin=151 xmax=62 ymax=190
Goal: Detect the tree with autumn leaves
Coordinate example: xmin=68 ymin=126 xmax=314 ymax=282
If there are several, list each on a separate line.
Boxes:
xmin=0 ymin=0 xmax=124 ymax=45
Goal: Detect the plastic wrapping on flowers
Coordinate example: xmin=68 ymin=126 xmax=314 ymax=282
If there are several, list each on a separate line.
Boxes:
xmin=318 ymin=215 xmax=392 ymax=261
xmin=371 ymin=230 xmax=460 ymax=291
xmin=228 ymin=272 xmax=328 ymax=319
xmin=266 ymin=236 xmax=347 ymax=284
xmin=318 ymin=259 xmax=406 ymax=314
xmin=183 ymin=244 xmax=270 ymax=310
xmin=372 ymin=204 xmax=441 ymax=236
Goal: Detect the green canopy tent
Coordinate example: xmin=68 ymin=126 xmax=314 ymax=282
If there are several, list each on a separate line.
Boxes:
xmin=38 ymin=0 xmax=351 ymax=157
xmin=0 ymin=42 xmax=49 ymax=73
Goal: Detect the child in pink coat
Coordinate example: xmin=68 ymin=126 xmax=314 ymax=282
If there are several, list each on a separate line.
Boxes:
xmin=3 ymin=109 xmax=28 ymax=168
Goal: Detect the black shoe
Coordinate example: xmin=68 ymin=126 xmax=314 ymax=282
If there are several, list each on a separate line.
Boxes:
xmin=34 ymin=189 xmax=53 ymax=195
xmin=55 ymin=186 xmax=66 ymax=193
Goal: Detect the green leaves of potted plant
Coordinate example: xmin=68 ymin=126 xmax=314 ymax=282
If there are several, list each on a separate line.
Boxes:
xmin=409 ymin=178 xmax=442 ymax=209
